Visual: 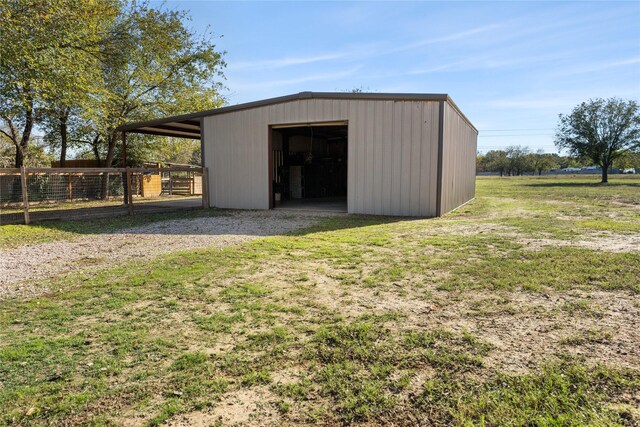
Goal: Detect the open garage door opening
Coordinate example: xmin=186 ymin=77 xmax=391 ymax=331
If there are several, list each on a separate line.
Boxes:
xmin=270 ymin=122 xmax=348 ymax=212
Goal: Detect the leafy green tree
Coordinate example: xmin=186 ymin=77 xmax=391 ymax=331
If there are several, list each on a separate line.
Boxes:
xmin=3 ymin=1 xmax=225 ymax=170
xmin=505 ymin=146 xmax=531 ymax=175
xmin=0 ymin=131 xmax=14 ymax=167
xmin=93 ymin=3 xmax=225 ymax=168
xmin=482 ymin=150 xmax=509 ymax=176
xmin=529 ymin=150 xmax=559 ymax=175
xmin=616 ymin=152 xmax=640 ymax=172
xmin=0 ymin=0 xmax=119 ymax=167
xmin=555 ymin=98 xmax=640 ymax=183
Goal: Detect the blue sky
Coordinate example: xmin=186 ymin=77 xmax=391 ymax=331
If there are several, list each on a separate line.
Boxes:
xmin=162 ymin=1 xmax=640 ymax=153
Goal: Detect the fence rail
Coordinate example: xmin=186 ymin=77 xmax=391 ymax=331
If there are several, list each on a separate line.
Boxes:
xmin=0 ymin=166 xmax=209 ymax=225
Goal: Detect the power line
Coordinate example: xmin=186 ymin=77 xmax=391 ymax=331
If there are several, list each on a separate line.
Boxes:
xmin=478 ymin=134 xmax=554 ymax=137
xmin=478 ymin=145 xmax=557 ymax=147
xmin=478 ymin=128 xmax=554 ymax=132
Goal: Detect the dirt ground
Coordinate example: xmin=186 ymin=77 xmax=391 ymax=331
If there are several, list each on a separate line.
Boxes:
xmin=0 ymin=210 xmax=336 ymax=301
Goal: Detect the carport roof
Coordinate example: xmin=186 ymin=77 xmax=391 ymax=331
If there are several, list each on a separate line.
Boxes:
xmin=117 ymin=91 xmax=474 ymax=138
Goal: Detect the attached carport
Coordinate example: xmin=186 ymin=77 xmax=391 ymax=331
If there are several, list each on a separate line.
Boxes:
xmin=118 ymin=115 xmax=202 ymax=167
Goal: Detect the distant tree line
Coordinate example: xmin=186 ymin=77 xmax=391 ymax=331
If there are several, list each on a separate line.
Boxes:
xmin=479 ymin=98 xmax=639 ymax=182
xmin=477 ymin=146 xmax=640 ymax=176
xmin=478 ymin=147 xmax=564 ymax=176
xmin=1 ymin=0 xmax=226 ymax=168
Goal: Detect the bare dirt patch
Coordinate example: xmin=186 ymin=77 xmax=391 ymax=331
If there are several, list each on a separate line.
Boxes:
xmin=520 ymin=233 xmax=640 ymax=252
xmin=166 ymin=387 xmax=280 ymax=427
xmin=257 ymin=254 xmax=640 ymax=375
xmin=0 ymin=210 xmax=336 ymax=301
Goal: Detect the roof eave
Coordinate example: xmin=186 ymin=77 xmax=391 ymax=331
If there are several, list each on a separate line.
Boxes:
xmin=117 ymin=91 xmax=476 ymax=133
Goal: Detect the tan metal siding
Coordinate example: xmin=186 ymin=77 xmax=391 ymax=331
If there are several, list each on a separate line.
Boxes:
xmin=440 ymin=101 xmax=478 ymax=214
xmin=204 ymin=98 xmax=442 ymax=216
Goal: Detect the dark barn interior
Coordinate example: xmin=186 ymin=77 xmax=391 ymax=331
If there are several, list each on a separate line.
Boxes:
xmin=271 ymin=124 xmax=347 ymax=211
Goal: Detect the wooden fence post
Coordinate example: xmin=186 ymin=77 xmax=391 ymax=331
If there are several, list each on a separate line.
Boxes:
xmin=20 ymin=166 xmax=30 ymax=224
xmin=201 ymin=167 xmax=210 ymax=209
xmin=68 ymin=174 xmax=73 ymax=201
xmin=126 ymin=167 xmax=133 ymax=215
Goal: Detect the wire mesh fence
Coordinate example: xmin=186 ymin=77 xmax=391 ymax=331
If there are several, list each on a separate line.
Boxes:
xmin=0 ymin=167 xmax=207 ymax=225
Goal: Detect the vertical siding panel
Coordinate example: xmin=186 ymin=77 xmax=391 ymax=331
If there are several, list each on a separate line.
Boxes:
xmin=273 ymin=103 xmax=284 ymax=124
xmin=213 ymin=116 xmax=219 ymax=207
xmin=257 ymin=108 xmax=267 ymax=208
xmin=337 ymin=99 xmax=347 ymax=119
xmin=239 ymin=110 xmax=247 ymax=208
xmin=247 ymin=109 xmax=256 ymax=208
xmin=239 ymin=110 xmax=249 ymax=208
xmin=364 ymin=102 xmax=375 ymax=213
xmin=316 ymin=99 xmax=326 ymax=120
xmin=409 ymin=102 xmax=422 ymax=215
xmin=306 ymin=99 xmax=316 ymax=121
xmin=219 ymin=115 xmax=229 ymax=207
xmin=429 ymin=103 xmax=439 ymax=215
xmin=347 ymin=100 xmax=359 ymax=212
xmin=321 ymin=99 xmax=332 ymax=121
xmin=283 ymin=102 xmax=295 ymax=123
xmin=245 ymin=110 xmax=254 ymax=208
xmin=204 ymin=116 xmax=215 ymax=207
xmin=381 ymin=101 xmax=394 ymax=215
xmin=313 ymin=99 xmax=322 ymax=121
xmin=391 ymin=102 xmax=403 ymax=215
xmin=400 ymin=102 xmax=412 ymax=215
xmin=418 ymin=102 xmax=431 ymax=216
xmin=443 ymin=107 xmax=450 ymax=212
xmin=373 ymin=101 xmax=384 ymax=214
xmin=218 ymin=115 xmax=226 ymax=208
xmin=330 ymin=99 xmax=339 ymax=120
xmin=358 ymin=102 xmax=367 ymax=213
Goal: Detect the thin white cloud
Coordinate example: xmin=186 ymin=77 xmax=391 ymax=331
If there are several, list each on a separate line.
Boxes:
xmin=232 ymin=52 xmax=350 ymax=70
xmin=395 ymin=23 xmax=505 ymax=52
xmin=230 ymin=23 xmax=505 ymax=73
xmin=486 ymin=98 xmax=581 ymax=110
xmin=230 ymin=66 xmax=362 ymax=91
xmin=551 ymin=57 xmax=640 ymax=77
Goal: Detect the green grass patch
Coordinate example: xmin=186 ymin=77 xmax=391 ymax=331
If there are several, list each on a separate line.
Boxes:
xmin=416 ymin=361 xmax=639 ymax=426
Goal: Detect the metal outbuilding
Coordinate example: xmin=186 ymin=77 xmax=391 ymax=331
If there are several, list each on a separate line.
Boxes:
xmin=119 ymin=92 xmax=477 ymax=217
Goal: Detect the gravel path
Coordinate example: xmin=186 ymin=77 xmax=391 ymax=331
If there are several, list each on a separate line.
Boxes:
xmin=0 ymin=210 xmax=335 ymax=301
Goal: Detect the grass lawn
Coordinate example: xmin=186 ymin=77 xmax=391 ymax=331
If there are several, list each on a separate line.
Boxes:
xmin=0 ymin=175 xmax=639 ymax=426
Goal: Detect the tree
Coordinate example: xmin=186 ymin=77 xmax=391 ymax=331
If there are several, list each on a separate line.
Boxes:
xmin=92 ymin=3 xmax=225 ymax=169
xmin=555 ymin=98 xmax=640 ymax=183
xmin=0 ymin=0 xmax=119 ymax=166
xmin=482 ymin=150 xmax=509 ymax=176
xmin=2 ymin=1 xmax=225 ymax=170
xmin=505 ymin=146 xmax=531 ymax=176
xmin=529 ymin=150 xmax=558 ymax=175
xmin=616 ymin=151 xmax=640 ymax=171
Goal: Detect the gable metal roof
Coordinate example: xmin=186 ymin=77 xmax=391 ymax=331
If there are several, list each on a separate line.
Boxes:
xmin=117 ymin=91 xmax=475 ymax=138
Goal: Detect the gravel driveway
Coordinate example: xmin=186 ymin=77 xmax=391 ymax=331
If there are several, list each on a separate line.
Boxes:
xmin=0 ymin=210 xmax=334 ymax=301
